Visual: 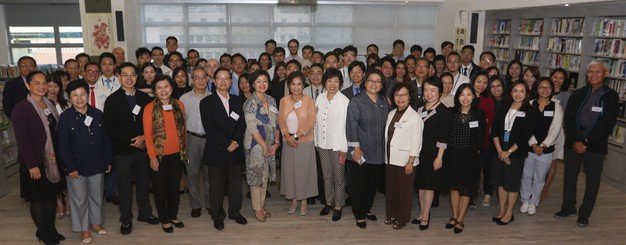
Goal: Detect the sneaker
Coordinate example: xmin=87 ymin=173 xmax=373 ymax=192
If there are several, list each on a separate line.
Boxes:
xmin=520 ymin=202 xmax=529 ymax=213
xmin=577 ymin=216 xmax=589 ymax=227
xmin=554 ymin=210 xmax=576 ymax=219
xmin=469 ymin=201 xmax=477 ymax=210
xmin=527 ymin=204 xmax=536 ymax=215
xmin=481 ymin=194 xmax=491 ymax=207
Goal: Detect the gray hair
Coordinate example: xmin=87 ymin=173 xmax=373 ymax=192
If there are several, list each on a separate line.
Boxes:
xmin=587 ymin=60 xmax=609 ymax=74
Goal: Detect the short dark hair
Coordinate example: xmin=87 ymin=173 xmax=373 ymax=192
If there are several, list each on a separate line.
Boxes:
xmin=152 ymin=74 xmax=175 ymax=92
xmin=135 ymin=47 xmax=151 ymax=59
xmin=324 ymin=52 xmax=338 ymax=62
xmin=380 ymin=55 xmax=396 ymax=69
xmin=441 ymin=41 xmax=454 ymax=49
xmin=390 ymin=82 xmax=415 ymax=108
xmin=286 ymin=59 xmax=302 ymax=71
xmin=367 ymin=44 xmax=379 ymax=52
xmin=333 ymin=48 xmax=343 ymax=56
xmin=187 ymin=49 xmax=199 ymax=56
xmin=434 ymin=54 xmax=446 ymax=63
xmin=410 ymin=45 xmax=423 ymax=53
xmin=479 ymin=51 xmax=496 ymax=62
xmin=64 ymin=58 xmax=79 ymax=67
xmin=151 ymin=46 xmax=164 ymax=53
xmin=447 ymin=51 xmax=461 ymax=60
xmin=453 ymin=83 xmax=477 ymax=111
xmin=404 ymin=55 xmax=417 ymax=63
xmin=99 ymin=52 xmax=116 ymax=64
xmin=302 ymin=45 xmax=314 ymax=52
xmin=219 ymin=53 xmax=232 ymax=61
xmin=231 ymin=53 xmax=247 ymax=64
xmin=310 ymin=63 xmax=323 ymax=71
xmin=25 ymin=71 xmax=46 ymax=84
xmin=348 ymin=61 xmax=366 ymax=74
xmin=462 ymin=45 xmax=475 ymax=53
xmin=84 ymin=61 xmax=101 ymax=72
xmin=343 ymin=45 xmax=358 ymax=56
xmin=322 ymin=68 xmax=344 ymax=88
xmin=364 ymin=69 xmax=386 ymax=95
xmin=214 ymin=67 xmax=232 ymax=79
xmin=424 ymin=47 xmax=436 ymax=56
xmin=393 ymin=39 xmax=405 ymax=47
xmin=288 ymin=39 xmax=300 ymax=47
xmin=166 ymin=36 xmax=178 ymax=43
xmin=65 ymin=79 xmax=89 ymax=95
xmin=168 ymin=51 xmax=183 ymax=61
xmin=265 ymin=39 xmax=277 ymax=47
xmin=274 ymin=47 xmax=286 ymax=55
xmin=424 ymin=75 xmax=444 ymax=96
xmin=286 ymin=71 xmax=306 ymax=86
xmin=117 ymin=62 xmax=137 ymax=74
xmin=75 ymin=53 xmax=89 ymax=61
xmin=247 ymin=70 xmax=271 ymax=93
xmin=17 ymin=56 xmax=36 ymax=68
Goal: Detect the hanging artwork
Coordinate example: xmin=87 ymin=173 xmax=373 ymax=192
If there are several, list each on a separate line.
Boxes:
xmin=85 ymin=13 xmax=114 ymax=54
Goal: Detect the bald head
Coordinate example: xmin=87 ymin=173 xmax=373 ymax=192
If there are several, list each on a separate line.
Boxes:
xmin=205 ymin=59 xmax=220 ymax=78
xmin=112 ymin=47 xmax=125 ymax=65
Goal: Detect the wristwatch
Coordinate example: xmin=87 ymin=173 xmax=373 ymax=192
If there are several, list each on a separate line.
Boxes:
xmin=293 ymin=135 xmax=299 ymax=141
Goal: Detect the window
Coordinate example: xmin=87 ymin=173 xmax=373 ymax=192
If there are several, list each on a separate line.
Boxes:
xmin=9 ymin=26 xmax=84 ymax=65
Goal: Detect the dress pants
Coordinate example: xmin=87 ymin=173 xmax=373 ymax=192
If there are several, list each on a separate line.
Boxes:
xmin=480 ymin=145 xmax=496 ymax=196
xmin=104 ymin=165 xmax=117 ymax=198
xmin=152 ymin=153 xmax=184 ymax=224
xmin=116 ymin=152 xmax=153 ymax=223
xmin=385 ymin=164 xmax=415 ymax=225
xmin=208 ymin=163 xmax=243 ymax=220
xmin=185 ymin=133 xmax=211 ymax=210
xmin=349 ymin=161 xmax=380 ymax=220
xmin=520 ymin=152 xmax=553 ymax=206
xmin=561 ymin=148 xmax=605 ymax=219
xmin=30 ymin=198 xmax=58 ymax=241
xmin=251 ymin=164 xmax=269 ymax=211
xmin=67 ymin=173 xmax=104 ymax=232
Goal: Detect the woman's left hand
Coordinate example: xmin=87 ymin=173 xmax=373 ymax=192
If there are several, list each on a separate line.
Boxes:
xmin=269 ymin=143 xmax=279 ymax=156
xmin=433 ymin=156 xmax=443 ymax=170
xmin=338 ymin=152 xmax=347 ymax=165
xmin=105 ymin=165 xmax=112 ymax=174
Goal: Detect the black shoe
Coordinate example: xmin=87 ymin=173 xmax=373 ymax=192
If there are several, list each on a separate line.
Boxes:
xmin=453 ymin=222 xmax=464 ymax=234
xmin=411 ymin=218 xmax=419 ymax=224
xmin=365 ymin=213 xmax=377 ymax=221
xmin=120 ymin=223 xmax=132 ymax=235
xmin=577 ymin=216 xmax=589 ymax=227
xmin=213 ymin=219 xmax=224 ymax=230
xmin=162 ymin=225 xmax=173 ymax=233
xmin=356 ymin=221 xmax=366 ymax=229
xmin=206 ymin=208 xmax=215 ymax=217
xmin=54 ymin=233 xmax=65 ymax=241
xmin=496 ymin=215 xmax=514 ymax=225
xmin=105 ymin=195 xmax=119 ymax=205
xmin=246 ymin=191 xmax=251 ymax=199
xmin=469 ymin=201 xmax=477 ymax=210
xmin=172 ymin=220 xmax=184 ymax=228
xmin=554 ymin=210 xmax=577 ymax=219
xmin=191 ymin=208 xmax=201 ymax=218
xmin=419 ymin=222 xmax=429 ymax=230
xmin=320 ymin=205 xmax=332 ymax=216
xmin=491 ymin=217 xmax=501 ymax=223
xmin=137 ymin=215 xmax=160 ymax=224
xmin=345 ymin=197 xmax=352 ymax=206
xmin=38 ymin=238 xmax=59 ymax=245
xmin=432 ymin=198 xmax=439 ymax=208
xmin=230 ymin=215 xmax=248 ymax=225
xmin=332 ymin=209 xmax=342 ymax=222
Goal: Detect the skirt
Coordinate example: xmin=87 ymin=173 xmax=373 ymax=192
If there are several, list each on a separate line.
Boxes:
xmin=280 ymin=141 xmax=318 ymax=200
xmin=445 ymin=148 xmax=477 ymax=196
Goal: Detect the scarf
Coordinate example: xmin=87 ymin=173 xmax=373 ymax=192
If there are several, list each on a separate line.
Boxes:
xmin=151 ymin=97 xmax=187 ymax=162
xmin=26 ymin=95 xmax=61 ymax=183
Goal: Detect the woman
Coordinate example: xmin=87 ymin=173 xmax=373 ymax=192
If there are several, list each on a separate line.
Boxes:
xmin=366 ymin=54 xmax=380 ymax=70
xmin=487 ymin=66 xmax=500 ymax=78
xmin=271 ymin=62 xmax=287 ymax=91
xmin=57 ymin=80 xmax=112 ymax=244
xmin=384 ymin=82 xmax=422 ymax=230
xmin=278 ymin=71 xmax=318 ymax=216
xmin=505 ymin=60 xmax=523 ymax=86
xmin=258 ymin=52 xmax=272 ymax=71
xmin=238 ymin=73 xmax=252 ymax=99
xmin=315 ymin=68 xmax=351 ymax=222
xmin=491 ymin=82 xmax=537 ymax=225
xmin=394 ymin=60 xmax=411 ymax=83
xmin=12 ymin=71 xmax=64 ymax=245
xmin=172 ymin=67 xmax=192 ymax=99
xmin=47 ymin=71 xmax=70 ymax=219
xmin=415 ymin=76 xmax=452 ymax=230
xmin=137 ymin=63 xmax=159 ymax=97
xmin=470 ymin=72 xmax=495 ymax=207
xmin=440 ymin=72 xmax=455 ymax=107
xmin=523 ymin=66 xmax=541 ymax=100
xmin=520 ymin=78 xmax=563 ymax=215
xmin=489 ymin=75 xmax=508 ymax=112
xmin=249 ymin=62 xmax=261 ymax=74
xmin=143 ymin=75 xmax=187 ymax=233
xmin=444 ymin=84 xmax=486 ymax=234
xmin=243 ymin=70 xmax=279 ymax=222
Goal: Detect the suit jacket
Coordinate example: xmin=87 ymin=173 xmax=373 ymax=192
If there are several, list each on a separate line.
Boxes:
xmin=200 ymin=93 xmax=246 ymax=168
xmin=385 ymin=106 xmax=423 ymax=167
xmin=341 ymin=85 xmax=362 ymax=101
xmin=12 ymin=99 xmax=48 ymax=169
xmin=462 ymin=62 xmax=481 ymax=79
xmin=491 ymin=103 xmax=538 ymax=159
xmin=103 ymin=88 xmax=152 ymax=155
xmin=2 ymin=76 xmax=29 ymax=119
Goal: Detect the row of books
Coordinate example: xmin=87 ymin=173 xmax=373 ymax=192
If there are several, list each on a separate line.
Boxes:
xmin=547 ymin=37 xmax=583 ymax=54
xmin=593 ymin=38 xmax=626 ymax=58
xmin=519 ymin=19 xmax=543 ymax=35
xmin=607 ymin=79 xmax=626 ymax=101
xmin=516 ymin=50 xmax=540 ymax=66
xmin=551 ymin=18 xmax=585 ymax=36
xmin=596 ymin=58 xmax=626 ymax=78
xmin=493 ymin=49 xmax=510 ymax=62
xmin=492 ymin=20 xmax=511 ymax=34
xmin=547 ymin=54 xmax=581 ymax=72
xmin=490 ymin=35 xmax=510 ymax=47
xmin=0 ymin=64 xmax=62 ymax=80
xmin=3 ymin=146 xmax=17 ymax=166
xmin=592 ymin=18 xmax=626 ymax=37
xmin=518 ymin=36 xmax=541 ymax=50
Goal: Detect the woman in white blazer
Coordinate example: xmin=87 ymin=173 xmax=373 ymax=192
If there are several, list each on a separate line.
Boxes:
xmin=384 ymin=82 xmax=423 ymax=230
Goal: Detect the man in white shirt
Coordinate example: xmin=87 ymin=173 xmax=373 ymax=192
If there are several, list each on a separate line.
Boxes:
xmin=340 ymin=45 xmax=357 ymax=90
xmin=460 ymin=45 xmax=481 ymax=79
xmin=303 ymin=63 xmax=325 ymax=102
xmin=96 ymin=52 xmax=121 ymax=111
xmin=268 ymin=47 xmax=286 ymax=81
xmin=151 ymin=46 xmax=171 ymax=76
xmin=446 ymin=51 xmax=470 ymax=96
xmin=285 ymin=39 xmax=304 ymax=63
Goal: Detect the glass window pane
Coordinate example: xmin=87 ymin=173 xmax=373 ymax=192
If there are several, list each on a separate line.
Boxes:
xmin=143 ymin=5 xmax=183 ymax=23
xmin=229 ymin=48 xmax=261 ymax=61
xmin=195 ymin=48 xmax=228 ymax=60
xmin=188 ymin=5 xmax=226 ymax=23
xmin=274 ymin=27 xmax=311 ymax=44
xmin=12 ymin=48 xmax=57 ymax=65
xmin=231 ymin=5 xmax=271 ymax=23
xmin=274 ymin=6 xmax=311 ymax=23
xmin=397 ymin=6 xmax=437 ymax=26
xmin=315 ymin=6 xmax=353 ymax=24
xmin=355 ymin=6 xmax=394 ymax=25
xmin=9 ymin=26 xmax=55 ymax=44
xmin=61 ymin=47 xmax=85 ymax=63
xmin=59 ymin=26 xmax=83 ymax=44
xmin=231 ymin=27 xmax=270 ymax=44
xmin=315 ymin=27 xmax=352 ymax=44
xmin=189 ymin=27 xmax=227 ymax=44
xmin=145 ymin=26 xmax=184 ymax=44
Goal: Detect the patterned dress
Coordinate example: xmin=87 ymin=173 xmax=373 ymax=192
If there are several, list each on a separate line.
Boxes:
xmin=243 ymin=93 xmax=278 ymax=187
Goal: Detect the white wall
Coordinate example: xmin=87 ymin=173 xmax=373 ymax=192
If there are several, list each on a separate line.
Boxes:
xmin=0 ymin=5 xmax=9 ymax=64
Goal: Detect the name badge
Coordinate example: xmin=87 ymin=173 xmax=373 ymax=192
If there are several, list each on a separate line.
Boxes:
xmin=230 ymin=111 xmax=240 ymax=121
xmin=420 ymin=112 xmax=428 ymax=118
xmin=516 ymin=111 xmax=526 ymax=118
xmin=394 ymin=122 xmax=403 ymax=128
xmin=270 ymin=106 xmax=278 ymax=113
xmin=592 ymin=106 xmax=603 ymax=113
xmin=503 ymin=130 xmax=511 ymax=143
xmin=43 ymin=108 xmax=52 ymax=116
xmin=132 ymin=105 xmax=141 ymax=115
xmin=84 ymin=115 xmax=93 ymax=126
xmin=294 ymin=101 xmax=302 ymax=109
xmin=544 ymin=111 xmax=554 ymax=117
xmin=469 ymin=121 xmax=479 ymax=128
xmin=163 ymin=104 xmax=173 ymax=111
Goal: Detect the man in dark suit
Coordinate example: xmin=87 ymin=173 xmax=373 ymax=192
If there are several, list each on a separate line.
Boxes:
xmin=460 ymin=45 xmax=481 ymax=79
xmin=200 ymin=67 xmax=247 ymax=230
xmin=341 ymin=61 xmax=367 ymax=101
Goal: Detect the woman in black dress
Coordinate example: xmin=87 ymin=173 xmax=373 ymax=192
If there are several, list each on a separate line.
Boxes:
xmin=415 ymin=76 xmax=452 ymax=230
xmin=444 ymin=83 xmax=486 ymax=233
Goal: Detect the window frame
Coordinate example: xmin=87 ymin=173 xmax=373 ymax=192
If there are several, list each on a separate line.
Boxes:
xmin=8 ymin=25 xmax=84 ymax=65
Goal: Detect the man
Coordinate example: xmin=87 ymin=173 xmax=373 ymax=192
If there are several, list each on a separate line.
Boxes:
xmin=230 ymin=53 xmax=247 ymax=95
xmin=167 ymin=51 xmax=184 ymax=71
xmin=285 ymin=59 xmax=301 ymax=78
xmin=219 ymin=53 xmax=232 ymax=70
xmin=441 ymin=41 xmax=454 ymax=57
xmin=555 ymin=61 xmax=619 ymax=227
xmin=285 ymin=39 xmax=303 ymax=63
xmin=423 ymin=47 xmax=436 ymax=62
xmin=410 ymin=44 xmax=423 ymax=58
xmin=187 ymin=49 xmax=200 ymax=70
xmin=164 ymin=36 xmax=179 ymax=67
xmin=340 ymin=45 xmax=357 ymax=90
xmin=76 ymin=53 xmax=90 ymax=78
xmin=200 ymin=67 xmax=247 ymax=230
xmin=409 ymin=58 xmax=430 ymax=109
xmin=135 ymin=47 xmax=152 ymax=67
xmin=264 ymin=39 xmax=276 ymax=56
xmin=303 ymin=63 xmax=325 ymax=102
xmin=103 ymin=62 xmax=159 ymax=235
xmin=392 ymin=39 xmax=405 ymax=62
xmin=460 ymin=45 xmax=480 ymax=78
xmin=267 ymin=47 xmax=286 ymax=81
xmin=366 ymin=44 xmax=379 ymax=56
xmin=112 ymin=47 xmax=126 ymax=67
xmin=445 ymin=51 xmax=469 ymax=96
xmin=341 ymin=61 xmax=365 ymax=100
xmin=204 ymin=58 xmax=220 ymax=93
xmin=323 ymin=52 xmax=340 ymax=71
xmin=478 ymin=51 xmax=496 ymax=72
xmin=64 ymin=58 xmax=81 ymax=81
xmin=302 ymin=45 xmax=314 ymax=61
xmin=151 ymin=46 xmax=172 ymax=76
xmin=311 ymin=51 xmax=324 ymax=65
xmin=180 ymin=67 xmax=212 ymax=218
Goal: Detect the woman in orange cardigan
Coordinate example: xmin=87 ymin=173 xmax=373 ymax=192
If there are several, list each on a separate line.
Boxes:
xmin=143 ymin=75 xmax=187 ymax=233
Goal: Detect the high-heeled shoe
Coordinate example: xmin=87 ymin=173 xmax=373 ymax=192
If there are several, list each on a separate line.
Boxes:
xmin=419 ymin=216 xmax=430 ymax=230
xmin=171 ymin=220 xmax=184 ymax=228
xmin=55 ymin=233 xmax=66 ymax=241
xmin=496 ymin=215 xmax=515 ymax=225
xmin=254 ymin=210 xmax=266 ymax=222
xmin=356 ymin=221 xmax=366 ymax=229
xmin=162 ymin=224 xmax=173 ymax=233
xmin=453 ymin=222 xmax=464 ymax=234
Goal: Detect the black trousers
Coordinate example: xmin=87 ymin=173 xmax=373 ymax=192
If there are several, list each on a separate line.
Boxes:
xmin=480 ymin=145 xmax=496 ymax=195
xmin=117 ymin=152 xmax=153 ymax=223
xmin=209 ymin=163 xmax=243 ymax=220
xmin=308 ymin=149 xmax=327 ymax=205
xmin=349 ymin=161 xmax=380 ymax=220
xmin=561 ymin=148 xmax=605 ymax=219
xmin=30 ymin=198 xmax=58 ymax=241
xmin=152 ymin=153 xmax=183 ymax=224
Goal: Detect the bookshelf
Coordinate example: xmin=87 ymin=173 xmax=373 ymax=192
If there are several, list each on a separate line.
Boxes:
xmin=592 ymin=17 xmax=626 ymax=105
xmin=515 ymin=19 xmax=543 ymax=67
xmin=489 ymin=19 xmax=512 ymax=73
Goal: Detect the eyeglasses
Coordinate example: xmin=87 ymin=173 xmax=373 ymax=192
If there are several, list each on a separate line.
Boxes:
xmin=193 ymin=75 xmax=207 ymax=80
xmin=367 ymin=79 xmax=383 ymax=84
xmin=85 ymin=70 xmax=100 ymax=74
xmin=446 ymin=60 xmax=460 ymax=64
xmin=394 ymin=93 xmax=409 ymax=97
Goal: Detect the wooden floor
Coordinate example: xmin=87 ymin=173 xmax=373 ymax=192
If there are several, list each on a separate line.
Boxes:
xmin=1 ymin=162 xmax=626 ymax=244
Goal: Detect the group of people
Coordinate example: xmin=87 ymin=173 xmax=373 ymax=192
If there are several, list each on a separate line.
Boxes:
xmin=2 ymin=36 xmax=619 ymax=244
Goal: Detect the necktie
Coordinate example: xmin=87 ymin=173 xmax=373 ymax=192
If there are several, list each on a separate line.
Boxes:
xmin=315 ymin=89 xmax=319 ymax=99
xmin=355 ymin=87 xmax=361 ymax=95
xmin=90 ymin=86 xmax=96 ymax=107
xmin=105 ymin=78 xmax=112 ymax=90
xmin=463 ymin=68 xmax=468 ymax=76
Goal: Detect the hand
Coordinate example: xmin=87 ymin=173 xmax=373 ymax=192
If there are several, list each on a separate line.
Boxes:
xmin=105 ymin=165 xmax=112 ymax=174
xmin=285 ymin=136 xmax=297 ymax=148
xmin=69 ymin=170 xmax=79 ymax=179
xmin=269 ymin=143 xmax=279 ymax=156
xmin=433 ymin=156 xmax=443 ymax=170
xmin=503 ymin=157 xmax=512 ymax=165
xmin=226 ymin=141 xmax=238 ymax=152
xmin=352 ymin=148 xmax=363 ymax=163
xmin=338 ymin=152 xmax=347 ymax=165
xmin=404 ymin=164 xmax=413 ymax=175
xmin=130 ymin=135 xmax=145 ymax=149
xmin=532 ymin=144 xmax=544 ymax=156
xmin=150 ymin=158 xmax=159 ymax=172
xmin=498 ymin=150 xmax=511 ymax=161
xmin=261 ymin=144 xmax=270 ymax=157
xmin=573 ymin=141 xmax=587 ymax=154
xmin=29 ymin=167 xmax=41 ymax=180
